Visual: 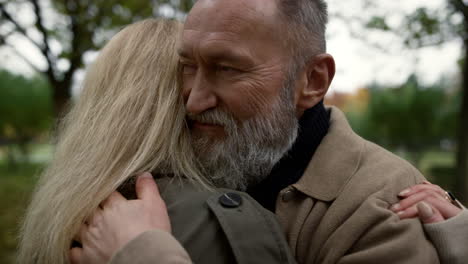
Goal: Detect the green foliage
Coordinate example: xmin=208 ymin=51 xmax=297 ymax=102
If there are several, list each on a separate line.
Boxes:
xmin=406 ymin=8 xmax=441 ymax=35
xmin=48 ymin=0 xmax=195 ymax=56
xmin=366 ymin=16 xmax=390 ymax=31
xmin=364 ymin=2 xmax=463 ymax=48
xmin=348 ymin=75 xmax=458 ymax=159
xmin=1 ymin=0 xmax=196 ymax=115
xmin=0 ymin=70 xmax=53 ymax=163
xmin=402 ymin=7 xmax=453 ymax=48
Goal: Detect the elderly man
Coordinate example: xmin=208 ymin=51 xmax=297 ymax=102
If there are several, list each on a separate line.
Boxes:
xmin=74 ymin=0 xmax=440 ymax=263
xmin=176 ymin=0 xmax=439 ymax=262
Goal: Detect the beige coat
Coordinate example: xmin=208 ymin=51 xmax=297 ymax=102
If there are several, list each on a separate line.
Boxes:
xmin=112 ymin=106 xmax=440 ymax=264
xmin=274 ymin=106 xmax=439 ymax=263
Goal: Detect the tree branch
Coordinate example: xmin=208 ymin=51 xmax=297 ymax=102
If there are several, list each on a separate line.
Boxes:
xmin=450 ymin=0 xmax=468 ymax=21
xmin=29 ymin=0 xmax=56 ymax=78
xmin=0 ymin=28 xmax=15 ymax=40
xmin=0 ymin=2 xmax=44 ymax=50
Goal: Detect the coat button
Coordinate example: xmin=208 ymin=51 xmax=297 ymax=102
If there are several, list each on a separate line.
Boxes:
xmin=282 ymin=190 xmax=295 ymax=202
xmin=219 ymin=192 xmax=243 ymax=208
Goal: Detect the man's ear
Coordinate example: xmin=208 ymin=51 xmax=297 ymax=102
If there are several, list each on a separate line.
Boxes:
xmin=295 ymin=54 xmax=335 ymax=112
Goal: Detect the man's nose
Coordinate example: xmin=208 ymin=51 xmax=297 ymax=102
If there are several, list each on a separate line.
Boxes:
xmin=184 ymin=74 xmax=217 ymax=115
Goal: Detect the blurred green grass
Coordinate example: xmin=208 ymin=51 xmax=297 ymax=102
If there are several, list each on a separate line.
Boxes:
xmin=0 ymin=148 xmax=46 ymax=263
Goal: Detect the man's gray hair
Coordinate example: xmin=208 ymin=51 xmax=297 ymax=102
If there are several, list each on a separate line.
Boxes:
xmin=276 ymin=0 xmax=328 ymax=69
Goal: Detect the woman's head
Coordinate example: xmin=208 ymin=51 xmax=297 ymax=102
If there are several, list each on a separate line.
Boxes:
xmin=18 ymin=19 xmax=207 ymax=264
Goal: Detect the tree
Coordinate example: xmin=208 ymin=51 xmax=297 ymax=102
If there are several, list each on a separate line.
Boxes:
xmin=0 ymin=70 xmax=52 ymax=166
xmin=348 ymin=75 xmax=456 ymax=166
xmin=360 ymin=0 xmax=468 ymax=202
xmin=0 ymin=0 xmax=194 ymax=117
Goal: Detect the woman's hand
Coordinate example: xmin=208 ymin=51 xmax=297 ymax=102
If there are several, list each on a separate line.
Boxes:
xmin=69 ymin=172 xmax=171 ymax=264
xmin=391 ymin=181 xmax=462 ymax=224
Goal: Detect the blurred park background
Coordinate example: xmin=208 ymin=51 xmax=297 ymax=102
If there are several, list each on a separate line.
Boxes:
xmin=0 ymin=0 xmax=467 ymax=262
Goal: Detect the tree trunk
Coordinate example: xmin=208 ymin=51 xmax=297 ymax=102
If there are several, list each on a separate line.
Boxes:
xmin=6 ymin=144 xmax=17 ymax=171
xmin=454 ymin=40 xmax=468 ymax=203
xmin=18 ymin=139 xmax=30 ymax=163
xmin=51 ymin=79 xmax=72 ymax=119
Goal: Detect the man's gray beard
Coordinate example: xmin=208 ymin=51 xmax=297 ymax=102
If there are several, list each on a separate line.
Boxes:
xmin=188 ymin=76 xmax=299 ymax=191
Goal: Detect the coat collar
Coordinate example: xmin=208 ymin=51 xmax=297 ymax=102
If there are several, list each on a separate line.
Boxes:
xmin=292 ymin=106 xmax=364 ymax=202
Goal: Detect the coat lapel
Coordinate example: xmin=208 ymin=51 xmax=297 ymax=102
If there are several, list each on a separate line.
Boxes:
xmin=293 ymin=106 xmax=364 ymax=201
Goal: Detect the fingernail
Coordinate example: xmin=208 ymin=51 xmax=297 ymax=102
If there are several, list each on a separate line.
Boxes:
xmin=417 ymin=202 xmax=433 ymax=219
xmin=397 ymin=211 xmax=405 ymax=216
xmin=141 ymin=172 xmax=152 ymax=178
xmin=422 ymin=181 xmax=431 ymax=185
xmin=398 ymin=189 xmax=411 ymax=196
xmin=391 ymin=203 xmax=401 ymax=211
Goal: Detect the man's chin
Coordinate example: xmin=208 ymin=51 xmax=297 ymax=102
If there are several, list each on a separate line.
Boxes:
xmin=191 ymin=136 xmax=225 ymax=155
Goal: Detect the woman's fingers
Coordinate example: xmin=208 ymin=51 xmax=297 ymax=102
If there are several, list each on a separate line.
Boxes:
xmin=76 ymin=207 xmax=103 ymax=245
xmin=69 ymin=246 xmax=83 ymax=264
xmin=395 ymin=205 xmax=419 ymax=219
xmin=135 ymin=172 xmax=161 ymax=202
xmin=396 ymin=201 xmax=444 ymax=223
xmin=393 ymin=182 xmax=463 ymax=222
xmin=417 ymin=202 xmax=445 ymax=224
xmin=419 ymin=196 xmax=462 ymax=219
xmin=87 ymin=207 xmax=104 ymax=227
xmin=391 ymin=189 xmax=445 ymax=213
xmin=398 ymin=183 xmax=446 ymax=198
xmin=100 ymin=191 xmax=126 ymax=208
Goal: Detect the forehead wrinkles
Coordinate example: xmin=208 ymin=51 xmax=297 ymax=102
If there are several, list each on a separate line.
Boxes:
xmin=185 ymin=0 xmax=278 ymax=35
xmin=217 ymin=12 xmax=258 ymax=35
xmin=181 ymin=30 xmax=250 ymax=61
xmin=182 ymin=13 xmax=282 ymax=62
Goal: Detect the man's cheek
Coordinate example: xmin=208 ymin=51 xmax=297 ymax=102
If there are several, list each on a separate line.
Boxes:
xmin=219 ymin=85 xmax=269 ymax=120
xmin=181 ymin=81 xmax=193 ymax=103
xmin=242 ymin=90 xmax=279 ymax=119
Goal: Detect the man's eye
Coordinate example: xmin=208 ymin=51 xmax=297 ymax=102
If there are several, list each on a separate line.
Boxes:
xmin=217 ymin=65 xmax=238 ymax=73
xmin=182 ymin=64 xmax=197 ymax=75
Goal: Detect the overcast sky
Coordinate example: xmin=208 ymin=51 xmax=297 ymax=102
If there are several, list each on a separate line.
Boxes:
xmin=1 ymin=0 xmax=462 ymax=94
xmin=327 ymin=0 xmax=462 ymax=92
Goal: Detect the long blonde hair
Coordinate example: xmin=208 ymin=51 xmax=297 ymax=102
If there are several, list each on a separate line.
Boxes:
xmin=18 ymin=19 xmax=209 ymax=264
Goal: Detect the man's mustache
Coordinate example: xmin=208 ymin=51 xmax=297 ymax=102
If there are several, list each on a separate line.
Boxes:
xmin=186 ymin=109 xmax=237 ymax=128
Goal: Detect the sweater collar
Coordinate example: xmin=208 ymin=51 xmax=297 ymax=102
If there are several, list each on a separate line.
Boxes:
xmin=292 ymin=106 xmax=363 ymax=201
xmin=247 ymin=101 xmax=330 ymax=211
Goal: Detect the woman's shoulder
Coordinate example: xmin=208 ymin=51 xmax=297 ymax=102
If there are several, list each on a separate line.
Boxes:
xmin=159 ymin=177 xmax=296 ymax=264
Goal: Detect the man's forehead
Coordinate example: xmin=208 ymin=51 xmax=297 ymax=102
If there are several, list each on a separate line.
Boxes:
xmin=184 ymin=0 xmax=278 ymax=33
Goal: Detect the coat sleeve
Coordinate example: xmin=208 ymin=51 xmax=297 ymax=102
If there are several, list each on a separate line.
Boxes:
xmin=424 ymin=209 xmax=468 ymax=264
xmin=110 ymin=229 xmax=192 ymax=264
xmin=337 ymin=197 xmax=440 ymax=264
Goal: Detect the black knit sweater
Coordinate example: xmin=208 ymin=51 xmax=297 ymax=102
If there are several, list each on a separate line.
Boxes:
xmin=247 ymin=101 xmax=330 ymax=212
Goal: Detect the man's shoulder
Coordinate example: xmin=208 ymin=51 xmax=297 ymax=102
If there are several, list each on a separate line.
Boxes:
xmin=298 ymin=106 xmax=426 ymax=204
xmin=295 ymin=107 xmax=424 ymax=202
xmin=329 ymin=106 xmax=425 ymax=204
xmin=287 ymin=108 xmax=439 ymax=263
xmin=347 ymin=137 xmax=424 ymax=203
xmin=288 ymin=107 xmax=439 ymax=263
xmin=359 ymin=137 xmax=423 ymax=185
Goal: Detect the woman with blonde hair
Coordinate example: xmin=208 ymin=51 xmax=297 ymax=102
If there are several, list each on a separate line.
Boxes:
xmin=18 ymin=19 xmax=295 ymax=264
